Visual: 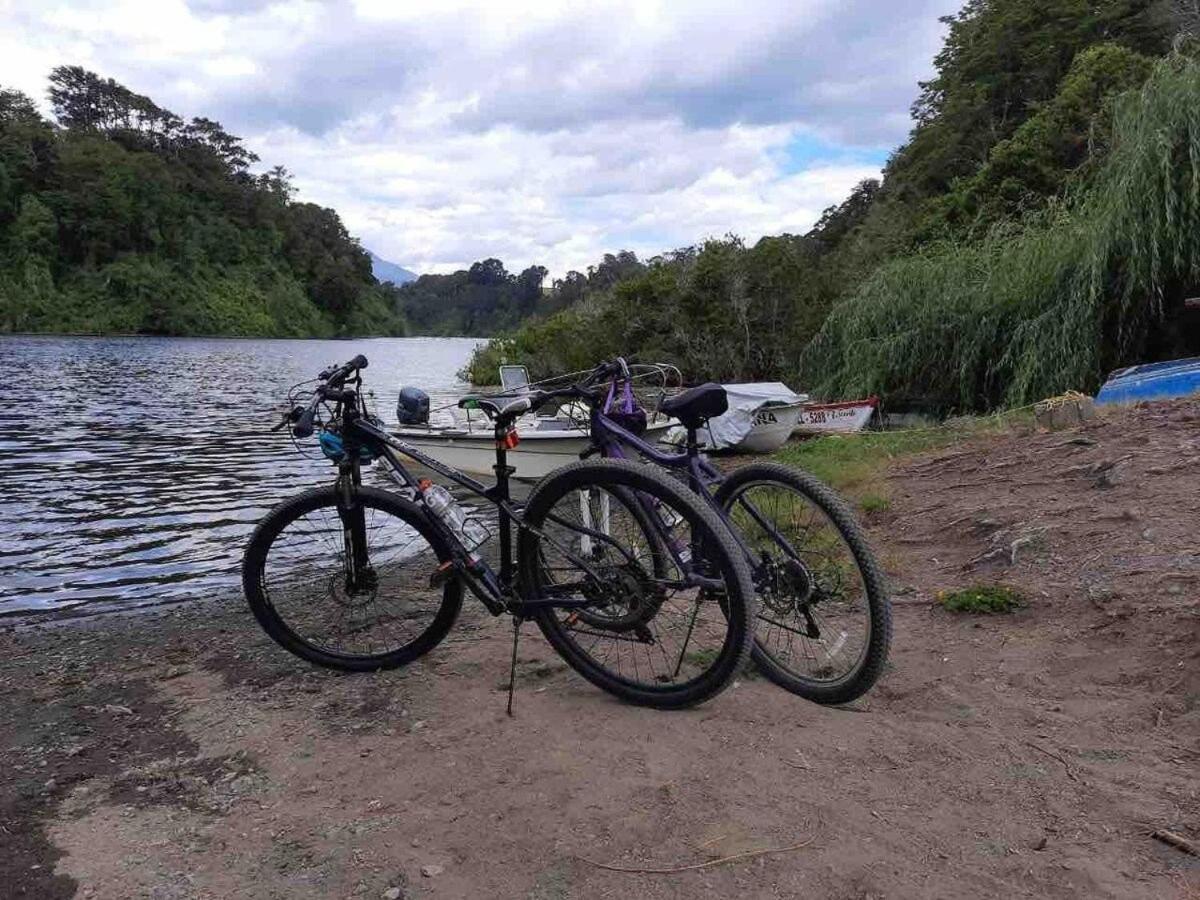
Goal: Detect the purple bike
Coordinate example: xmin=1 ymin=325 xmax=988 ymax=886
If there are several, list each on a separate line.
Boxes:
xmin=573 ymin=359 xmax=892 ymax=704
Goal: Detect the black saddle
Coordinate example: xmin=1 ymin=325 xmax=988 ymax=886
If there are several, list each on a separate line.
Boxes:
xmin=458 ymin=394 xmax=533 ymax=424
xmin=659 ymin=383 xmax=728 ymax=430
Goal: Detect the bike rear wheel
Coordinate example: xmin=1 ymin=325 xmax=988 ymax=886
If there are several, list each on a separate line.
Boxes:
xmin=715 ymin=462 xmax=891 ymax=704
xmin=242 ymin=486 xmax=462 ymax=671
xmin=518 ymin=459 xmax=756 ymax=709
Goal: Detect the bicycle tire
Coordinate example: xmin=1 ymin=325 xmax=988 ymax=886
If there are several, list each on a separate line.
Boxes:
xmin=715 ymin=462 xmax=891 ymax=704
xmin=243 ymin=486 xmax=463 ymax=671
xmin=518 ymin=459 xmax=756 ymax=709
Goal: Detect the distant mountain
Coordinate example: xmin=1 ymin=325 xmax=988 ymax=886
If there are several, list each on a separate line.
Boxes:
xmin=369 ymin=251 xmax=417 ymax=285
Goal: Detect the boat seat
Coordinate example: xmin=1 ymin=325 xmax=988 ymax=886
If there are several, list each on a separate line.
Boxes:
xmin=659 ymin=383 xmax=728 ymax=431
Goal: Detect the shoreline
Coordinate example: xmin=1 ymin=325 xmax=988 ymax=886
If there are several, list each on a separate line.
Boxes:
xmin=3 ymin=401 xmax=1198 ymax=897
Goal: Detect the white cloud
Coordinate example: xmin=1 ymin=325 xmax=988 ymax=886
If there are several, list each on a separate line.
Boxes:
xmin=0 ymin=0 xmax=959 ymax=276
xmin=259 ymin=115 xmax=879 ymax=276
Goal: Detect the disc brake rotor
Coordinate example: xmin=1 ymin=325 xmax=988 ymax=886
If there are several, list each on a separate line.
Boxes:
xmin=328 ymin=569 xmax=379 ymax=609
xmin=577 ymin=562 xmax=664 ymax=632
xmin=758 ymin=554 xmax=816 ymax=615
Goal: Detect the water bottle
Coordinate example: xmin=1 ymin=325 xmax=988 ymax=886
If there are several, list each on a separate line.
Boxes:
xmin=656 ymin=501 xmax=691 ymax=564
xmin=420 ymin=481 xmax=488 ymax=553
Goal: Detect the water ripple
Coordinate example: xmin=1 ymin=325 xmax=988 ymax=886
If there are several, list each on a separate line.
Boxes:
xmin=0 ymin=335 xmax=483 ymax=615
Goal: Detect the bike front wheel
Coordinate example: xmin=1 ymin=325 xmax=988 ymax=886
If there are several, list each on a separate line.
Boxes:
xmin=242 ymin=486 xmax=463 ymax=671
xmin=715 ymin=462 xmax=891 ymax=704
xmin=518 ymin=459 xmax=756 ymax=709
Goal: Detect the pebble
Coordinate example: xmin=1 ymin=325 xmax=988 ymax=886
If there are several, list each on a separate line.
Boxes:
xmin=382 ymin=888 xmax=402 ymax=900
xmin=421 ymin=864 xmax=443 ymax=878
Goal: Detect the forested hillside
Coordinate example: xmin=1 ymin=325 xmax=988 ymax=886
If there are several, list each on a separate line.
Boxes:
xmin=465 ymin=0 xmax=1200 ymax=411
xmin=395 ymin=251 xmax=644 ymax=336
xmin=0 ymin=67 xmax=404 ymax=337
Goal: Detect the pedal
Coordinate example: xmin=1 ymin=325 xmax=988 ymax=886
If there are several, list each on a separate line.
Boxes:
xmin=429 ymin=560 xmax=457 ymax=588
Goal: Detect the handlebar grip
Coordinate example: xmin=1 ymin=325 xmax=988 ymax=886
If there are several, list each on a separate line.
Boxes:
xmin=581 ymin=363 xmax=606 ymax=387
xmin=292 ymin=406 xmax=317 ymax=438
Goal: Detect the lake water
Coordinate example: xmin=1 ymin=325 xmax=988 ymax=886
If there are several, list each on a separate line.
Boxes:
xmin=0 ymin=335 xmax=484 ymax=617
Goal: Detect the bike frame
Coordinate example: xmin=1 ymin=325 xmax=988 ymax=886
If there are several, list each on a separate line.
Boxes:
xmin=585 ymin=399 xmax=806 ymax=564
xmin=328 ymin=395 xmax=717 ymax=618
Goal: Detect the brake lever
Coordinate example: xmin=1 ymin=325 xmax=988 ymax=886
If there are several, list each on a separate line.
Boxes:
xmin=271 ymin=407 xmax=301 ymax=432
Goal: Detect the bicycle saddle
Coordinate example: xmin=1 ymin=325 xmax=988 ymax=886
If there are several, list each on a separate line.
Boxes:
xmin=659 ymin=383 xmax=728 ymax=430
xmin=458 ymin=394 xmax=533 ymax=423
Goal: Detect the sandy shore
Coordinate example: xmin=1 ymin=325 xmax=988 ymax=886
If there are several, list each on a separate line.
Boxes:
xmin=3 ymin=401 xmax=1198 ymax=899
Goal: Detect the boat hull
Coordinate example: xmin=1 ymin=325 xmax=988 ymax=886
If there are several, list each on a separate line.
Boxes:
xmin=1095 ymin=357 xmax=1200 ymax=405
xmin=392 ymin=421 xmax=674 ymax=479
xmin=737 ymin=403 xmax=805 ymax=452
xmin=793 ymin=397 xmax=879 ymax=436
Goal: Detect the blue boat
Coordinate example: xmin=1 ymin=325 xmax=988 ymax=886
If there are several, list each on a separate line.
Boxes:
xmin=1095 ymin=356 xmax=1200 ymax=405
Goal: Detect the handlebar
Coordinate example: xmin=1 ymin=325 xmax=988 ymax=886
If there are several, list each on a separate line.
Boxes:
xmin=287 ymin=354 xmax=369 ymax=438
xmin=459 ymin=358 xmax=634 ymax=424
xmin=578 ymin=358 xmax=625 ymax=388
xmin=321 ymin=354 xmax=368 ymax=386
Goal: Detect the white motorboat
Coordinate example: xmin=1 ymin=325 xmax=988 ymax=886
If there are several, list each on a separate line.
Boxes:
xmin=391 ymin=365 xmax=674 ymax=479
xmin=392 ymin=420 xmax=582 ymax=480
xmin=393 ymin=416 xmax=676 ymax=480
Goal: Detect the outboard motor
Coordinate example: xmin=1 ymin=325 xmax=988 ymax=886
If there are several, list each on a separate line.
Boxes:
xmin=397 ymin=386 xmax=430 ymax=425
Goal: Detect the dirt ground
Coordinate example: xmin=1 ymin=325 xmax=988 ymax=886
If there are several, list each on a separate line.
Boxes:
xmin=3 ymin=400 xmax=1199 ymax=899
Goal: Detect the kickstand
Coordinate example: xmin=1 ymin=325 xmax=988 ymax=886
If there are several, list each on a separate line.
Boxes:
xmin=506 ymin=617 xmax=522 ymax=717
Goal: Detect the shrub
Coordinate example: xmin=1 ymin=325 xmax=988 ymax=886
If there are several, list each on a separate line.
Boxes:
xmin=939 ymin=584 xmax=1025 ymax=613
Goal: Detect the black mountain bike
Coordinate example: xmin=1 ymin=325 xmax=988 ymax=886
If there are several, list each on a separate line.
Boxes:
xmin=242 ymin=356 xmax=757 ymax=709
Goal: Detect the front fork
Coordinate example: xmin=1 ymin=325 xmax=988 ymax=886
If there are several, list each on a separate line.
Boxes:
xmin=336 ymin=461 xmax=373 ymax=592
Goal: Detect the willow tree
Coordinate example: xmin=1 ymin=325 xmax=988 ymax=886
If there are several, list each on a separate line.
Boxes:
xmin=802 ymin=52 xmax=1200 ymax=411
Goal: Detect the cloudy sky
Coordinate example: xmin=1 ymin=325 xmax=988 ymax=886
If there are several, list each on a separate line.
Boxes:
xmin=0 ymin=0 xmax=960 ymax=276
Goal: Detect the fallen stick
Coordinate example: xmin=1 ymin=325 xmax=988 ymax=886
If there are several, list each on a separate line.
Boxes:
xmin=1025 ymin=741 xmax=1079 ymax=782
xmin=1153 ymin=830 xmax=1200 ymax=857
xmin=577 ymin=832 xmax=818 ymax=875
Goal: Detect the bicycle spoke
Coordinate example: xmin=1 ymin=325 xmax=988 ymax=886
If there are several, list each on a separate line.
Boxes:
xmin=729 ymin=479 xmax=871 ymax=687
xmin=531 ymin=481 xmax=741 ymax=691
xmin=259 ymin=496 xmax=449 ymax=661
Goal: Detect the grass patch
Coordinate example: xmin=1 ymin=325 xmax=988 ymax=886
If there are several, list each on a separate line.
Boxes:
xmin=938 ymin=584 xmax=1024 ymax=614
xmin=772 ymin=411 xmax=1031 ymax=501
xmin=858 ymin=493 xmax=892 ymax=514
xmin=683 ymin=648 xmax=720 ymax=669
xmin=773 ymin=428 xmax=957 ymax=497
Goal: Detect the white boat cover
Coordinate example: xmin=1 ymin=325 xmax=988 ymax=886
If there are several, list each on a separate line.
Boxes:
xmin=671 ymin=382 xmax=808 ymax=450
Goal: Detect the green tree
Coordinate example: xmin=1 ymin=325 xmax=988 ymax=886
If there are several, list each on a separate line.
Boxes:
xmin=0 ymin=67 xmax=403 ymax=338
